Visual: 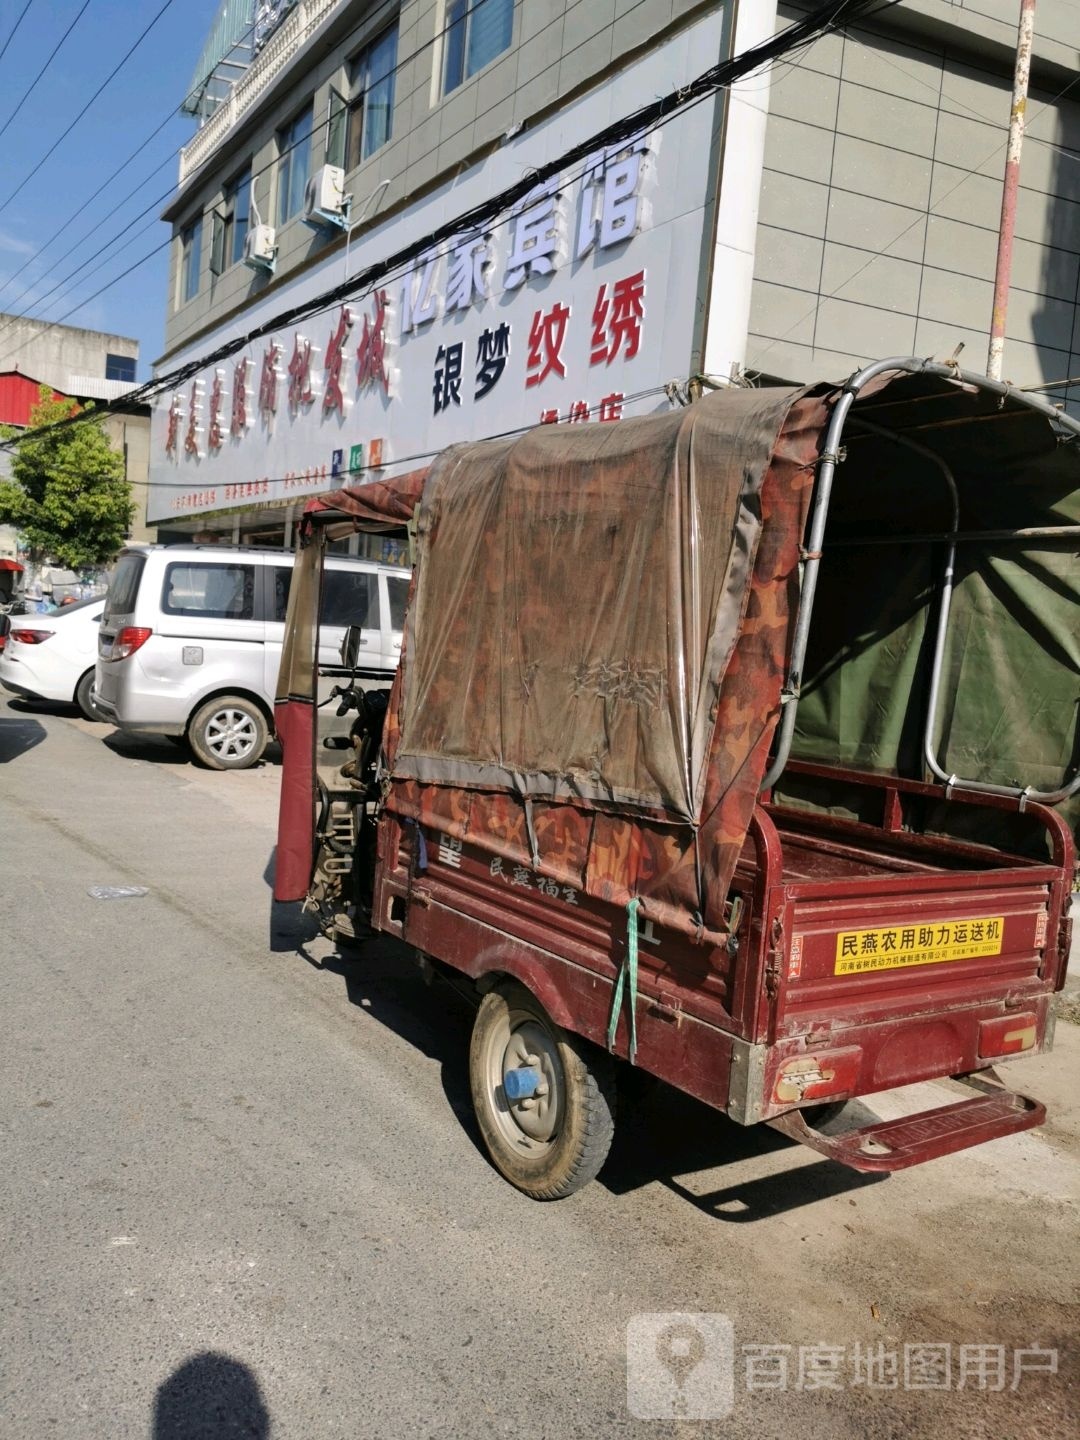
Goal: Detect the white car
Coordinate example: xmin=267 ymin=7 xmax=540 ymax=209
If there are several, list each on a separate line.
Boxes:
xmin=0 ymin=595 xmax=106 ymax=720
xmin=96 ymin=544 xmax=407 ymax=769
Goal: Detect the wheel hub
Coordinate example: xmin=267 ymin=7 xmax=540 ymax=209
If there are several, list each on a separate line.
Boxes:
xmin=207 ymin=709 xmax=255 ymax=759
xmin=501 ymin=1020 xmax=560 ymax=1142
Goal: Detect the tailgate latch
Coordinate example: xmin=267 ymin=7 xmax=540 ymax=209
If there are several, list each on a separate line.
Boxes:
xmin=765 ymin=915 xmax=784 ymax=999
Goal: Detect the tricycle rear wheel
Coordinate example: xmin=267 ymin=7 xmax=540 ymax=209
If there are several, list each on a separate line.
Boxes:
xmin=469 ymin=981 xmax=616 ymax=1200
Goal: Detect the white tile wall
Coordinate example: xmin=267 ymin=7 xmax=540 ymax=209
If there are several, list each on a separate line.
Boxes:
xmin=746 ymin=4 xmax=1080 ymax=392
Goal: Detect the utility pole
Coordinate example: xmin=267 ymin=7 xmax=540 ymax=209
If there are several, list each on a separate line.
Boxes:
xmin=987 ymin=0 xmax=1036 ymax=380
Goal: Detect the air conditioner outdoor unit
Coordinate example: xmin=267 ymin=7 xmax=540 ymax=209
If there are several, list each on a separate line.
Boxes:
xmin=243 ymin=223 xmax=277 ymax=273
xmin=303 ymin=164 xmax=349 ymax=229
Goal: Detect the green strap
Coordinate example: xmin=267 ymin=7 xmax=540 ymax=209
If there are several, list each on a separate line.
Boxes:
xmin=607 ymin=897 xmax=641 ymax=1065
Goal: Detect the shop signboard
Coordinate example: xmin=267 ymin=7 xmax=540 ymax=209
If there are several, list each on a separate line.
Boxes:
xmin=148 ymin=14 xmax=735 ymax=523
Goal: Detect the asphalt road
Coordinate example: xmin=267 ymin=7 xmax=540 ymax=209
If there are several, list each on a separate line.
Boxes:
xmin=1 ymin=694 xmax=1077 ymax=1439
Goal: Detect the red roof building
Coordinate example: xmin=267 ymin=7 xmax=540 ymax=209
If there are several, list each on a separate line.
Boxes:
xmin=0 ymin=370 xmax=66 ymax=428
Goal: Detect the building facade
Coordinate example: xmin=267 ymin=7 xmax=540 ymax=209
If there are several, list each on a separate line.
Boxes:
xmin=0 ymin=314 xmax=153 ymax=543
xmin=747 ymin=0 xmax=1080 ymax=391
xmin=149 ymin=0 xmax=1080 ymax=545
xmin=0 ymin=314 xmax=138 ymax=396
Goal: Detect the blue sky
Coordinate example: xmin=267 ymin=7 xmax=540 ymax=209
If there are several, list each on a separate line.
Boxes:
xmin=0 ymin=0 xmax=224 ymax=379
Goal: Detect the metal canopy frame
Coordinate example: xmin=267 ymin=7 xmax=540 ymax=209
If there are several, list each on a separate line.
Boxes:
xmin=761 ymin=355 xmax=1080 ymax=807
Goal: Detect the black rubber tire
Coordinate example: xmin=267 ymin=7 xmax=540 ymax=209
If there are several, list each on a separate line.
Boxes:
xmin=469 ymin=981 xmax=616 ymax=1200
xmin=74 ymin=668 xmax=104 ymax=722
xmin=187 ymin=694 xmax=268 ymax=771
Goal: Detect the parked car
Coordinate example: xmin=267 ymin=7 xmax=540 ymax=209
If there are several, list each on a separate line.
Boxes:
xmin=95 ymin=544 xmax=409 ymax=770
xmin=0 ymin=594 xmax=106 ymax=720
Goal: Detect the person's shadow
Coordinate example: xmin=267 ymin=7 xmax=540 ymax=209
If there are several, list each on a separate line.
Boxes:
xmin=153 ymin=1353 xmax=269 ymax=1438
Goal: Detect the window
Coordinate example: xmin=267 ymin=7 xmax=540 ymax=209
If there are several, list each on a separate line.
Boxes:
xmin=272 ymin=567 xmax=384 ymax=630
xmin=162 ymin=563 xmax=255 ymax=620
xmin=103 ymin=553 xmax=145 ymax=620
xmin=210 ymin=212 xmax=227 ymax=277
xmin=326 ymin=88 xmax=348 ymax=169
xmin=277 ymin=102 xmax=314 ymax=225
xmin=345 ymin=26 xmax=397 ymax=170
xmin=272 ymin=566 xmax=292 ymax=624
xmin=322 ymin=570 xmax=380 ymax=629
xmin=230 ymin=167 xmax=252 ymax=265
xmin=53 ymin=595 xmax=103 ymax=616
xmin=180 ymin=218 xmax=202 ymax=303
xmin=387 ymin=574 xmax=409 ymax=632
xmin=228 ymin=169 xmax=253 ymax=270
xmin=443 ymin=0 xmax=513 ymax=95
xmin=105 ymin=354 xmax=136 ymax=383
xmin=211 ymin=166 xmax=252 ymax=275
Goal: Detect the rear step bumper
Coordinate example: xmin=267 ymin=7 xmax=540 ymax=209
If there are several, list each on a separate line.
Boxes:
xmin=767 ymin=1086 xmax=1045 ymax=1172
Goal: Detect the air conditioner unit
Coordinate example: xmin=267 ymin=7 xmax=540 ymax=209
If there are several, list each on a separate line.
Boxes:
xmin=243 ymin=223 xmax=277 ymax=273
xmin=303 ymin=164 xmax=349 ymax=229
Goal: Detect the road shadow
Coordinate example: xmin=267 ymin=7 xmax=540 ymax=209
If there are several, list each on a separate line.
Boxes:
xmin=152 ymin=1351 xmax=269 ymax=1438
xmin=102 ymin=731 xmax=283 ymax=769
xmin=288 ymin=928 xmax=885 ymax=1214
xmin=0 ymin=715 xmax=47 ymax=762
xmin=103 ymin=730 xmax=194 ymax=765
xmin=6 ymin=694 xmax=82 ymax=719
xmin=310 ymin=936 xmax=484 ymax=1152
xmin=603 ymin=1080 xmax=885 ymax=1216
xmin=269 ymin=896 xmax=324 ymax=957
xmin=662 ymin=1159 xmax=884 ymax=1218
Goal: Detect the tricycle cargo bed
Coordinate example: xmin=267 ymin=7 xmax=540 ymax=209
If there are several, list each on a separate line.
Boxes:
xmin=724 ymin=767 xmax=1073 ymax=1125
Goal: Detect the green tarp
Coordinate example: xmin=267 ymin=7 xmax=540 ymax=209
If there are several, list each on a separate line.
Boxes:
xmin=783 ymin=377 xmax=1079 ymax=852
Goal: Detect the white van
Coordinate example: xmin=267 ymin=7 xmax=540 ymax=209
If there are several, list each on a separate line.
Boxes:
xmin=96 ymin=544 xmax=409 ymax=769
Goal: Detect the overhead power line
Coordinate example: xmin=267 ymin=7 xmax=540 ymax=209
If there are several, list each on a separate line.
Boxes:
xmin=0 ymin=0 xmax=181 ymax=222
xmin=1 ymin=0 xmax=902 ymax=452
xmin=0 ymin=5 xmax=272 ymax=308
xmin=0 ymin=0 xmax=482 ymax=325
xmin=0 ymin=114 xmax=179 ymax=309
xmin=0 ymin=103 xmax=329 ymax=360
xmin=0 ymin=0 xmax=464 ymax=331
xmin=0 ymin=0 xmax=504 ymax=342
xmin=0 ymin=0 xmax=90 ymax=145
xmin=147 ymin=0 xmax=906 ymax=395
xmin=0 ymin=0 xmax=35 ymax=70
xmin=115 ymin=383 xmax=677 ymax=493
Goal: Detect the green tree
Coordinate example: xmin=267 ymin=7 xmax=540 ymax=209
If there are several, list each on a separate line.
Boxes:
xmin=0 ymin=387 xmax=133 ymax=568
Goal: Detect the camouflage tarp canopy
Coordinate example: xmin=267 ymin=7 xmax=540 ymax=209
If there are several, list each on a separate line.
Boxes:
xmin=395 ymin=388 xmax=818 ymax=817
xmin=377 ymin=388 xmax=823 ymax=938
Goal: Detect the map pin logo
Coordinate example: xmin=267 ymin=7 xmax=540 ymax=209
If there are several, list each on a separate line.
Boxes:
xmin=655 ymin=1320 xmax=706 ymax=1414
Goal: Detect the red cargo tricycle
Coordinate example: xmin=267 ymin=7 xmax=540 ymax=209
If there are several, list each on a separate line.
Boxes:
xmin=274 ymin=356 xmax=1078 ymax=1198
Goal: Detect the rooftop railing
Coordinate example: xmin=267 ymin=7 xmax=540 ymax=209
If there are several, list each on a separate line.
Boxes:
xmin=178 ymin=0 xmax=345 ymax=186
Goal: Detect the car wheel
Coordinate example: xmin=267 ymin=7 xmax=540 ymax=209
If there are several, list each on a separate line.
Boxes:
xmin=469 ymin=980 xmax=616 ymax=1200
xmin=74 ymin=669 xmax=105 ymax=722
xmin=188 ymin=695 xmax=268 ymax=771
